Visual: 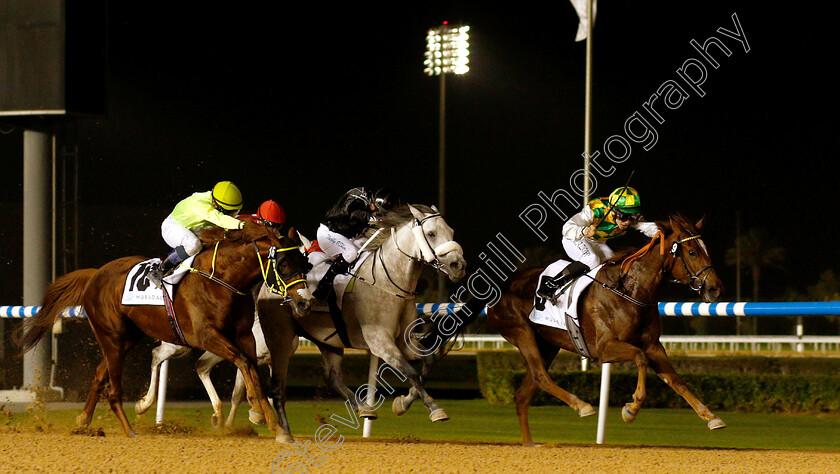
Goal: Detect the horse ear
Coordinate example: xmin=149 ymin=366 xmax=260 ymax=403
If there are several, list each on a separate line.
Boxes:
xmin=669 ymin=216 xmax=681 ymax=234
xmin=695 ymin=215 xmax=706 ymax=231
xmin=408 ymin=204 xmax=425 ymax=220
xmin=288 ymin=226 xmax=296 ymax=240
xmin=431 ymin=205 xmax=439 ymax=213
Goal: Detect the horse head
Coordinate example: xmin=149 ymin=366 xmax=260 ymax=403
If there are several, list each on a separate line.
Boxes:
xmin=662 ymin=214 xmax=723 ymax=302
xmin=406 ymin=204 xmax=467 ymax=282
xmin=223 ymin=221 xmax=312 ymax=317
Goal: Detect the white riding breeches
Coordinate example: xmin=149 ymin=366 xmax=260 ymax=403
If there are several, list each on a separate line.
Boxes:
xmin=316 ymin=223 xmax=360 ymax=262
xmin=562 ymin=237 xmax=614 ymax=269
xmin=161 ymin=214 xmax=202 ymax=256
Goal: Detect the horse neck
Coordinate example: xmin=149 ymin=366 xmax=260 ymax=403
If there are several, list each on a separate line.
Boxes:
xmin=620 ymin=242 xmax=666 ymax=304
xmin=369 ymin=225 xmax=423 ymax=293
xmin=209 ymin=240 xmax=263 ymax=290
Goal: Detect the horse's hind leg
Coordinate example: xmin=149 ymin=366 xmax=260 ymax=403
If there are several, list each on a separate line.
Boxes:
xmin=319 ymin=346 xmax=369 ymax=417
xmin=515 ymin=337 xmax=571 ymax=446
xmin=77 ymin=358 xmax=109 ymax=427
xmin=646 ymin=342 xmax=727 ymax=430
xmin=599 ymin=339 xmax=649 ymax=423
xmin=195 ymin=350 xmax=226 ymax=428
xmin=512 ymin=327 xmax=595 ymax=419
xmin=201 ymin=327 xmax=283 ymax=441
xmin=136 ymin=343 xmax=189 ymax=416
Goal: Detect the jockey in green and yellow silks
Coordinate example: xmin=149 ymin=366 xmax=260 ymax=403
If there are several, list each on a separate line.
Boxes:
xmin=536 ymin=186 xmax=659 ymax=301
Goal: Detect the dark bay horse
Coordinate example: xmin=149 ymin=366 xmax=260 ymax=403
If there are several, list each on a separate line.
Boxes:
xmin=18 ymin=221 xmax=310 ymax=441
xmin=487 ymin=215 xmax=725 ymax=446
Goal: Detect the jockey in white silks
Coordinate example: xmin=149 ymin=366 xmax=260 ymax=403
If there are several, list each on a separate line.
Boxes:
xmin=312 ymin=187 xmax=377 ymax=299
xmin=149 ymin=181 xmax=245 ymax=287
xmin=536 ymin=186 xmax=660 ymax=301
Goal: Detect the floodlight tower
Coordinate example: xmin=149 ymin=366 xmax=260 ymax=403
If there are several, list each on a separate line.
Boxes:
xmin=424 ymin=22 xmax=469 ymax=300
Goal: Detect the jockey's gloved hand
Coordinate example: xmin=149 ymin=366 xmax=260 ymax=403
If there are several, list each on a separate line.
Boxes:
xmin=584 ymin=225 xmax=597 ymax=239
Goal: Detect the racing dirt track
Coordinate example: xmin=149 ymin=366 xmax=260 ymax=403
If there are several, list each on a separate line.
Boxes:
xmin=3 ymin=432 xmax=840 ymax=473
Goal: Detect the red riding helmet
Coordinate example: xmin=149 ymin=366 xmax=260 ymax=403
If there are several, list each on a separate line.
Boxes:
xmin=257 ymin=200 xmax=286 ymax=226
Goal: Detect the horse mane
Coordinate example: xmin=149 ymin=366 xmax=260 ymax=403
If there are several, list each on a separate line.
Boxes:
xmin=599 ymin=213 xmax=697 ymax=267
xmin=363 ymin=204 xmax=437 ymax=251
xmin=195 ymin=219 xmax=272 ymax=248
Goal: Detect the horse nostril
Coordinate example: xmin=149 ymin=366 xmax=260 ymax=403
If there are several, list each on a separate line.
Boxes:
xmin=451 ymin=262 xmax=460 ymax=269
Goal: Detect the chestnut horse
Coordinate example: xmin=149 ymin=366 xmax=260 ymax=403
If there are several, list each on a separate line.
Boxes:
xmin=17 ymin=221 xmax=311 ymax=441
xmin=487 ymin=214 xmax=725 ymax=446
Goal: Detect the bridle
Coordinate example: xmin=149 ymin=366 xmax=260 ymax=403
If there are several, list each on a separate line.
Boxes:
xmin=666 ymin=234 xmax=715 ymax=293
xmin=391 ymin=213 xmax=462 ymax=272
xmin=354 ymin=211 xmax=463 ymax=299
xmin=255 ymin=242 xmax=309 ymax=303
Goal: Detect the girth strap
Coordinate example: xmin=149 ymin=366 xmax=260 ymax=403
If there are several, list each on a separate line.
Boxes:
xmin=162 ymin=285 xmax=189 ymax=346
xmin=323 ymin=291 xmax=353 ymax=348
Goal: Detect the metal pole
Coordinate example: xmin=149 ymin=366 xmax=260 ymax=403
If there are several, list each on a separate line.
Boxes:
xmin=437 ymin=69 xmax=447 ymax=301
xmin=596 ymin=362 xmax=610 ymax=444
xmin=22 ymin=129 xmax=52 ymax=392
xmin=582 ymin=0 xmax=593 ymax=205
xmin=155 ymin=359 xmax=169 ymax=426
xmin=362 ymin=355 xmax=379 ymax=438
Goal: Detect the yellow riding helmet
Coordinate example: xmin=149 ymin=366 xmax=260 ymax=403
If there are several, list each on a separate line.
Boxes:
xmin=211 ymin=181 xmax=243 ymax=211
xmin=608 ymin=186 xmax=641 ymax=213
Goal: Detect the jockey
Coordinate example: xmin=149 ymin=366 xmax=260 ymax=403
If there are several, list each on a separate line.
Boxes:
xmin=536 ymin=186 xmax=660 ymax=300
xmin=312 ymin=187 xmax=376 ymax=299
xmin=239 ymin=199 xmax=287 ymax=228
xmin=373 ymin=187 xmax=401 ymax=216
xmin=149 ymin=181 xmax=245 ymax=287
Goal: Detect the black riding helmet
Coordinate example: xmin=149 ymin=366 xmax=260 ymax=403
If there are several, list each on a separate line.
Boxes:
xmin=374 ymin=187 xmax=400 ymax=213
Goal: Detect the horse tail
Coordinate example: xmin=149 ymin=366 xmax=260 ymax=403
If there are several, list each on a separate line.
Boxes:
xmin=14 ymin=268 xmax=98 ymax=355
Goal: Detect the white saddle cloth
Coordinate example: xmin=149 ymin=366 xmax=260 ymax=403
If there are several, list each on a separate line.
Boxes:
xmin=121 ymin=256 xmax=196 ymax=306
xmin=528 ymin=259 xmax=603 ymax=330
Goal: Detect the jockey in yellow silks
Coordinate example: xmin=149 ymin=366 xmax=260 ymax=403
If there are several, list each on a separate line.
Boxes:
xmin=536 ymin=186 xmax=659 ymax=300
xmin=148 ymin=181 xmax=245 ymax=287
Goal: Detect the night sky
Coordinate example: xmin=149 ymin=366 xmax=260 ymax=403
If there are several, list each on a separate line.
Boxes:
xmin=1 ymin=1 xmax=838 ymax=305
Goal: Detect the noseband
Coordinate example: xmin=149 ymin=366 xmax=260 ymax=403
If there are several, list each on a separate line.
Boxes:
xmin=393 ymin=213 xmax=463 ymax=273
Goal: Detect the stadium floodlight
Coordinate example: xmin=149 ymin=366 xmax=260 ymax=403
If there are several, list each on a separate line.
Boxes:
xmin=424 ymin=22 xmax=470 ymax=301
xmin=424 ymin=24 xmax=470 ymax=76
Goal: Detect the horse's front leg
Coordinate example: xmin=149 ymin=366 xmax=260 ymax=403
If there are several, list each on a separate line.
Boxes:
xmin=195 ymin=350 xmax=226 ymax=428
xmin=136 ymin=342 xmax=189 ymax=415
xmin=646 ymin=342 xmax=727 ymax=430
xmin=598 ymin=339 xmax=648 ymax=423
xmin=367 ymin=330 xmax=448 ymax=422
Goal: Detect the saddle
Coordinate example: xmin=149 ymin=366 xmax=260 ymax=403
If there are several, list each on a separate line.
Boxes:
xmin=529 ymin=260 xmax=604 ymax=358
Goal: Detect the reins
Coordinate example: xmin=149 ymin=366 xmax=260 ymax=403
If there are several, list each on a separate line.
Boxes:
xmin=588 ymin=228 xmax=713 ymax=306
xmin=348 ymin=212 xmax=461 ymax=300
xmin=177 ymin=234 xmax=306 ymax=298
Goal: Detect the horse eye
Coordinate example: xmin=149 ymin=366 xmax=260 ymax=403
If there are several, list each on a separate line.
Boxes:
xmin=427 ymin=231 xmax=436 ymax=238
xmin=688 ymin=250 xmax=697 ymax=257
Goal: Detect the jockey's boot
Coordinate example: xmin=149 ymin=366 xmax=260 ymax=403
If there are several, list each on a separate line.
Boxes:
xmin=536 ymin=261 xmax=590 ymax=302
xmin=312 ymin=255 xmax=349 ymax=300
xmin=149 ymin=246 xmax=189 ymax=288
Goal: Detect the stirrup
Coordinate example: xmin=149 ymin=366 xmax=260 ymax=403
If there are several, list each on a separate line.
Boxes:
xmin=148 ymin=264 xmax=164 ymax=288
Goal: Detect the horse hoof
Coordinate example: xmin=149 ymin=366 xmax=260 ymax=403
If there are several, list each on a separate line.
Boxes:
xmin=578 ymin=404 xmax=596 ymax=417
xmin=708 ymin=418 xmax=727 ymax=430
xmin=275 ymin=433 xmax=295 ymax=443
xmin=392 ymin=396 xmax=408 ymax=416
xmin=76 ymin=414 xmax=91 ymax=427
xmin=621 ymin=405 xmax=637 ymax=423
xmin=248 ymin=409 xmax=266 ymax=426
xmin=429 ymin=408 xmax=450 ymax=422
xmin=359 ymin=410 xmax=378 ymax=420
xmin=211 ymin=412 xmax=223 ymax=429
xmin=127 ymin=430 xmax=138 ymax=438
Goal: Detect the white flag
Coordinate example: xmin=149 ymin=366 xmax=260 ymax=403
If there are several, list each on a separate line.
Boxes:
xmin=570 ymin=0 xmax=597 ymax=41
